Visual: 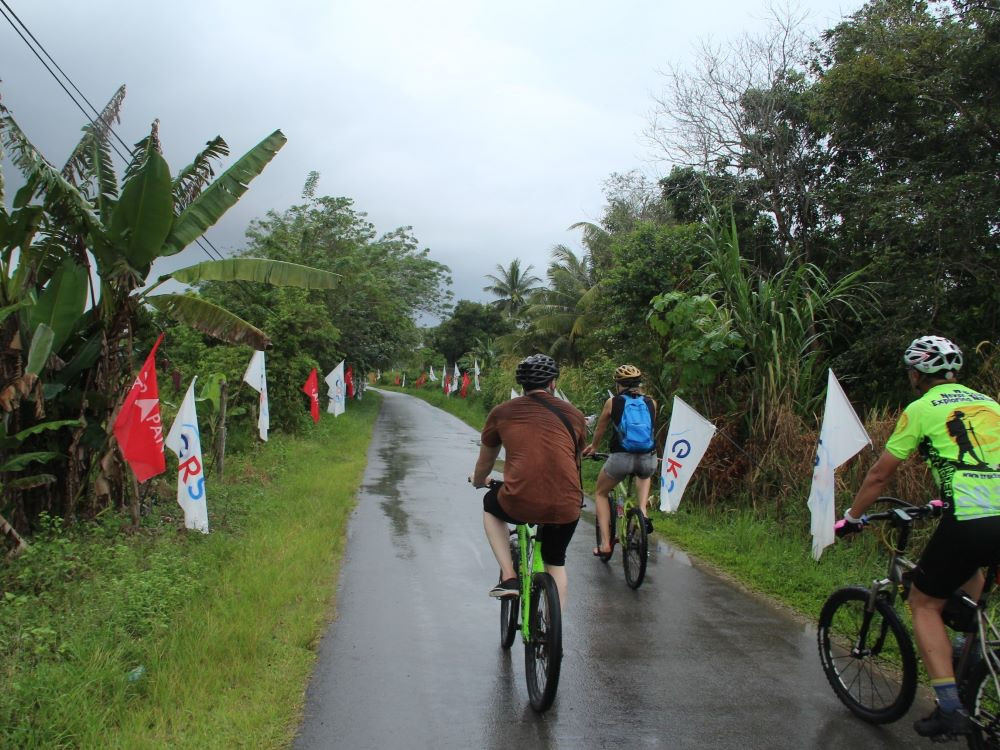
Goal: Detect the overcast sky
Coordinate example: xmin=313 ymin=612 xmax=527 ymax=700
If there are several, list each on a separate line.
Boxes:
xmin=1 ymin=0 xmax=863 ymax=319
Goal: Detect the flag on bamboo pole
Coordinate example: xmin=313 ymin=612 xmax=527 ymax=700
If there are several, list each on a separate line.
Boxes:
xmin=429 ymin=365 xmax=437 ymax=382
xmin=460 ymin=372 xmax=471 ymax=398
xmin=474 ymin=360 xmax=481 ymax=392
xmin=660 ymin=396 xmax=717 ymax=513
xmin=165 ymin=378 xmax=208 ymax=533
xmin=346 ymin=365 xmax=355 ymax=398
xmin=242 ymin=350 xmax=269 ymax=441
xmin=808 ymin=370 xmax=872 ymax=561
xmin=451 ymin=363 xmax=460 ymax=393
xmin=112 ymin=333 xmax=166 ymax=482
xmin=325 ymin=361 xmax=345 ymax=416
xmin=376 ymin=369 xmax=381 ymax=381
xmin=415 ymin=373 xmax=427 ymax=387
xmin=302 ymin=368 xmax=320 ymax=424
xmin=443 ymin=374 xmax=451 ymax=395
xmin=402 ymin=373 xmax=406 ymax=388
xmin=510 ymin=388 xmax=520 ymax=400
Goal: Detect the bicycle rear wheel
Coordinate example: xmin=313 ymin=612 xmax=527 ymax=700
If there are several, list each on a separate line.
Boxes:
xmin=623 ymin=508 xmax=648 ymax=589
xmin=961 ymin=650 xmax=1000 ymax=749
xmin=817 ymin=586 xmax=917 ymax=723
xmin=524 ymin=572 xmax=562 ymax=712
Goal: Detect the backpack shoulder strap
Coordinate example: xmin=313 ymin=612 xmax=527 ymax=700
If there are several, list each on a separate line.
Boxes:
xmin=527 ymin=392 xmax=579 ymax=451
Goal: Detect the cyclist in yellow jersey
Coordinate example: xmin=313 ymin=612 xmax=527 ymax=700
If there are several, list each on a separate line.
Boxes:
xmin=838 ymin=336 xmax=1000 ymax=739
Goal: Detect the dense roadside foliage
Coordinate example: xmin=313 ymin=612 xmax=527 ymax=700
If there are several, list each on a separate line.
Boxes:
xmin=0 ymin=397 xmax=378 ymax=749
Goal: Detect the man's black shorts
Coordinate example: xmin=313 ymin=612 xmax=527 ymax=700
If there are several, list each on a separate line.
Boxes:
xmin=483 ymin=486 xmax=579 ymax=567
xmin=912 ymin=513 xmax=1000 ymax=599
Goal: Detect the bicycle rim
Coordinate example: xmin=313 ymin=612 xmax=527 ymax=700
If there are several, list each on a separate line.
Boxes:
xmin=817 ymin=587 xmax=917 ymax=723
xmin=623 ymin=508 xmax=647 ymax=589
xmin=963 ymin=651 xmax=1000 ymax=749
xmin=524 ymin=572 xmax=562 ymax=712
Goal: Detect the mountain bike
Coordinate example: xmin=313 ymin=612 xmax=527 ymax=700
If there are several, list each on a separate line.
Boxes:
xmin=589 ymin=453 xmax=648 ymax=590
xmin=817 ymin=496 xmax=1000 ymax=749
xmin=486 ymin=481 xmax=563 ymax=712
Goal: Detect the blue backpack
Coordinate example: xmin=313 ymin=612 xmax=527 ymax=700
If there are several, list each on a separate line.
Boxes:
xmin=615 ymin=394 xmax=654 ymax=453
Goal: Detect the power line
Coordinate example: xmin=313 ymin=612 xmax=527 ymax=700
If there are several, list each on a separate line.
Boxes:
xmin=0 ymin=0 xmax=228 ymax=264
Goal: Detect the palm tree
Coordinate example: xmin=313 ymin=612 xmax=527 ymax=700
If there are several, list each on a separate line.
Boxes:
xmin=520 ymin=244 xmax=600 ymax=365
xmin=483 ymin=259 xmax=542 ymax=318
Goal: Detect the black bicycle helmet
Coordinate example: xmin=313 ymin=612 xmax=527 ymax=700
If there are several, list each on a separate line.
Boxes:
xmin=515 ymin=353 xmax=559 ymax=389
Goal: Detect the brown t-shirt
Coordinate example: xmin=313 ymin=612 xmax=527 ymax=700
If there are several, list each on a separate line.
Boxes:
xmin=481 ymin=392 xmax=587 ymax=524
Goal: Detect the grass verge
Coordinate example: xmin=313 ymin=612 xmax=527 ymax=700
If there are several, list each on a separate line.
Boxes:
xmin=0 ymin=395 xmax=379 ymax=749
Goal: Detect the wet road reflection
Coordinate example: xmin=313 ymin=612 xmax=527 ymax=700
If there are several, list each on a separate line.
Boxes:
xmin=295 ymin=391 xmax=929 ymax=749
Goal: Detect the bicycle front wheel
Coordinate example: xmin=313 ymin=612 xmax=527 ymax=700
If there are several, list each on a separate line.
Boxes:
xmin=623 ymin=508 xmax=648 ymax=589
xmin=500 ymin=536 xmax=520 ymax=648
xmin=962 ymin=651 xmax=1000 ymax=749
xmin=817 ymin=586 xmax=917 ymax=723
xmin=524 ymin=572 xmax=562 ymax=712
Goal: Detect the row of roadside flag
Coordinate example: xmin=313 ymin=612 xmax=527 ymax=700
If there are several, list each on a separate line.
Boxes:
xmin=112 ymin=338 xmax=364 ymax=534
xmin=402 ymin=361 xmax=482 ymax=396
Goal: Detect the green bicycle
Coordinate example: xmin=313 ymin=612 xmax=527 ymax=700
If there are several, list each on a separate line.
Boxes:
xmin=488 ymin=480 xmax=563 ymax=712
xmin=589 ymin=453 xmax=648 ymax=590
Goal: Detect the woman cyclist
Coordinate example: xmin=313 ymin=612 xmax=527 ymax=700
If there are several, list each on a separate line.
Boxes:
xmin=583 ymin=364 xmax=658 ymax=558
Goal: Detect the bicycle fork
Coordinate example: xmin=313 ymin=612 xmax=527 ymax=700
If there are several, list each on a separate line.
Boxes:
xmin=851 ymin=580 xmax=896 ymax=657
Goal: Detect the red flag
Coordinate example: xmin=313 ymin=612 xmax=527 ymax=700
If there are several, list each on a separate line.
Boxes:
xmin=443 ymin=374 xmax=451 ymax=393
xmin=302 ymin=368 xmax=320 ymax=423
xmin=415 ymin=373 xmax=427 ymax=387
xmin=345 ymin=365 xmax=355 ymax=398
xmin=113 ymin=333 xmax=166 ymax=482
xmin=460 ymin=372 xmax=471 ymax=398
xmin=394 ymin=374 xmax=401 ymax=385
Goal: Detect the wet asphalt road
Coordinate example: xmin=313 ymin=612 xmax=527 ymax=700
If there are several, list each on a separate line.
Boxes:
xmin=294 ymin=390 xmax=933 ymax=749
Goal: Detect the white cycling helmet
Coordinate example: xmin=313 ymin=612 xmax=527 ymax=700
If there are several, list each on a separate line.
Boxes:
xmin=903 ymin=335 xmax=963 ymax=374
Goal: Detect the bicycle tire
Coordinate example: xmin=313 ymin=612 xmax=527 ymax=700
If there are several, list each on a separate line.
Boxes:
xmin=961 ymin=650 xmax=1000 ymax=750
xmin=524 ymin=572 xmax=562 ymax=712
xmin=500 ymin=536 xmax=520 ymax=649
xmin=623 ymin=508 xmax=648 ymax=589
xmin=817 ymin=586 xmax=918 ymax=723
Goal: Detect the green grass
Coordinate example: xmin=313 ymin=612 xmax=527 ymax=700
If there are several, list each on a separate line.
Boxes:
xmin=0 ymin=396 xmax=379 ymax=749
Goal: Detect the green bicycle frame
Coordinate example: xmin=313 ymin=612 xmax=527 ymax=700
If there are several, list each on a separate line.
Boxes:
xmin=517 ymin=524 xmax=545 ymax=641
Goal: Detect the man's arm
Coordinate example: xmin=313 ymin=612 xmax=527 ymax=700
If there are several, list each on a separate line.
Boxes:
xmin=471 ymin=442 xmax=502 ymax=487
xmin=846 ymin=450 xmax=904 ymax=519
xmin=582 ymin=398 xmax=613 ymax=457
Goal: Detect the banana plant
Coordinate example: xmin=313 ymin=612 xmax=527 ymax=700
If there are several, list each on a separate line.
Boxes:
xmin=0 ymin=86 xmax=340 ymax=524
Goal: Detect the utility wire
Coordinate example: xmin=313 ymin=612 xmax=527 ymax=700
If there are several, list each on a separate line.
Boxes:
xmin=0 ymin=0 xmax=270 ymax=323
xmin=0 ymin=0 xmax=230 ymax=265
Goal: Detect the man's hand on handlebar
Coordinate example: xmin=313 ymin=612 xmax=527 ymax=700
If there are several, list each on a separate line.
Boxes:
xmin=468 ymin=475 xmax=498 ymax=489
xmin=835 ymin=509 xmax=867 ymax=538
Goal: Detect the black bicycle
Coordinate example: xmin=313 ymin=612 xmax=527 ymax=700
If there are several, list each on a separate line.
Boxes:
xmin=817 ymin=497 xmax=1000 ymax=748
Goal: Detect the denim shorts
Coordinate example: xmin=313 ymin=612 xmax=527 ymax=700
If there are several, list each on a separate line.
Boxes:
xmin=603 ymin=451 xmax=657 ymax=482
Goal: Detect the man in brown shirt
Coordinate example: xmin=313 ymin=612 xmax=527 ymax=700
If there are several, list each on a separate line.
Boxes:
xmin=471 ymin=354 xmax=586 ymax=606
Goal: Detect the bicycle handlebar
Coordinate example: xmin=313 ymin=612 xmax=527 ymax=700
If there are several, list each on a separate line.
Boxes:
xmin=856 ymin=497 xmax=946 ymax=526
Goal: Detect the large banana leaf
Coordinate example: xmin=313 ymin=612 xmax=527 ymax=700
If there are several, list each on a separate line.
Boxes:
xmin=173 ymin=136 xmax=229 ymax=211
xmin=109 ymin=135 xmax=174 ymax=273
xmin=28 ymin=259 xmax=89 ymax=351
xmin=0 ymin=452 xmax=60 ymax=473
xmin=170 ymin=258 xmax=340 ymax=289
xmin=0 ymin=109 xmax=103 ymax=235
xmin=161 ymin=130 xmax=287 ymax=257
xmin=147 ymin=294 xmax=271 ymax=349
xmin=25 ymin=323 xmax=54 ymax=377
xmin=61 ymin=85 xmax=125 ymax=222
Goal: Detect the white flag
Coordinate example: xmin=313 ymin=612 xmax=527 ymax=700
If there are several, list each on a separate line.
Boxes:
xmin=555 ymin=388 xmax=570 ymax=402
xmin=242 ymin=350 xmax=269 ymax=441
xmin=429 ymin=365 xmax=437 ymax=382
xmin=808 ymin=370 xmax=872 ymax=561
xmin=165 ymin=378 xmax=209 ymax=534
xmin=376 ymin=369 xmax=381 ymax=381
xmin=510 ymin=388 xmax=520 ymax=400
xmin=401 ymin=373 xmax=406 ymax=388
xmin=451 ymin=363 xmax=460 ymax=393
xmin=660 ymin=397 xmax=716 ymax=513
xmin=474 ymin=360 xmax=481 ymax=392
xmin=325 ymin=360 xmax=346 ymax=417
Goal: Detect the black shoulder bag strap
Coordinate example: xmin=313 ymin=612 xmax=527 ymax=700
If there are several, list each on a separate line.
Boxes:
xmin=528 ymin=392 xmax=584 ymax=506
